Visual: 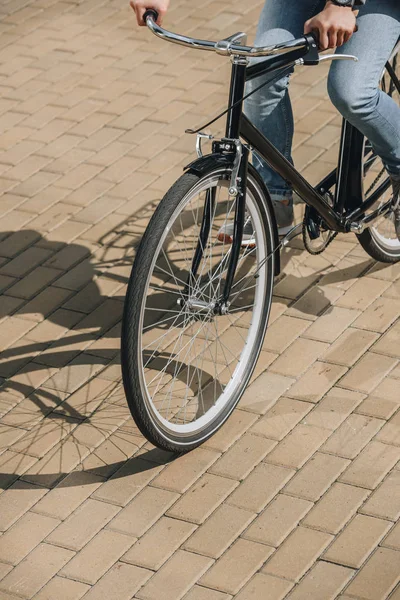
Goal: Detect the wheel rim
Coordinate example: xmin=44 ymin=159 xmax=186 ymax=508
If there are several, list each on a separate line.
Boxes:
xmin=363 ymin=43 xmax=400 ymax=253
xmin=137 ymin=172 xmax=272 ymax=441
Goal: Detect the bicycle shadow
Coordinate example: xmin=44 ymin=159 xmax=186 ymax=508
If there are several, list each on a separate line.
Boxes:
xmin=0 ymin=200 xmax=377 ymax=491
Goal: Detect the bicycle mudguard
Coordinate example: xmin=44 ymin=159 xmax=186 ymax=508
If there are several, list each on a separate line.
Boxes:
xmin=185 ymin=153 xmax=281 ymax=275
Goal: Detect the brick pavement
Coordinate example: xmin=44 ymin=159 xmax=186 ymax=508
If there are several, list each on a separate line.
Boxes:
xmin=0 ymin=0 xmax=399 ymax=598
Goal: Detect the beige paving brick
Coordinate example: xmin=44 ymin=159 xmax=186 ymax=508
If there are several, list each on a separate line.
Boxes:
xmin=334 ymin=276 xmax=390 ymax=311
xmin=0 ymin=450 xmax=37 ymax=489
xmin=107 ymin=485 xmax=178 ymax=538
xmin=285 ymin=561 xmax=353 ymax=600
xmin=284 ymin=452 xmax=349 ymax=502
xmin=123 ymin=516 xmax=196 ymax=570
xmin=370 ymin=320 xmax=400 ymax=359
xmin=239 ymin=371 xmax=296 ymax=414
xmin=199 ymin=538 xmax=273 ymax=596
xmin=263 ymin=315 xmax=310 ymax=353
xmin=322 ymin=414 xmax=384 ymax=459
xmin=338 ymin=352 xmax=398 ymax=394
xmin=244 ymin=494 xmax=313 ymax=547
xmin=356 ymin=378 xmax=400 ymax=419
xmin=31 ymin=470 xmax=103 ymax=520
xmin=265 ymin=424 xmax=331 ymax=469
xmin=46 ymin=497 xmax=120 ymax=551
xmin=0 ymin=510 xmax=59 ymax=565
xmin=250 ymin=397 xmax=312 ymax=441
xmin=5 ymin=265 xmax=61 ymax=299
xmin=92 ymin=456 xmax=163 ymax=507
xmin=303 ymin=386 xmax=365 ymax=430
xmin=303 ymin=306 xmax=360 ymax=343
xmin=166 ymin=473 xmax=238 ymax=524
xmin=0 ymin=479 xmax=47 ymax=532
xmin=353 ymin=297 xmax=400 ymax=333
xmin=323 ymin=327 xmax=379 ymax=367
xmin=183 ymin=503 xmax=255 ymax=559
xmin=270 ymin=338 xmax=329 ymax=378
xmin=360 ymin=470 xmax=400 ymax=521
xmin=345 ymin=547 xmax=400 ymax=600
xmin=262 ymin=526 xmax=333 ymax=582
xmin=10 ymin=416 xmax=78 ymax=458
xmin=234 ymin=573 xmax=293 ymax=600
xmin=375 ymin=410 xmax=400 ymax=447
xmin=339 ymin=441 xmax=400 ymax=489
xmin=208 ymin=433 xmax=275 ymax=481
xmin=324 ymin=514 xmax=392 ymax=568
xmin=79 ymin=561 xmax=152 ymax=600
xmin=382 ymin=521 xmax=400 ymax=551
xmin=60 ymin=529 xmax=134 ymax=585
xmin=151 ymin=447 xmax=219 ymax=493
xmin=32 ymin=575 xmax=90 ymax=600
xmin=203 ymin=409 xmax=258 ymax=453
xmin=303 ymin=482 xmax=369 ymax=534
xmin=137 ymin=550 xmax=213 ymax=600
xmin=227 ymin=461 xmax=294 ymax=513
xmin=182 ymin=586 xmax=232 ymax=600
xmin=0 ymin=543 xmax=74 ymax=598
xmin=287 ymin=361 xmax=347 ymax=403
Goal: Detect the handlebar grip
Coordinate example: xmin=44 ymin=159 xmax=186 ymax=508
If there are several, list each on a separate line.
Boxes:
xmin=143 ymin=9 xmax=159 ymax=23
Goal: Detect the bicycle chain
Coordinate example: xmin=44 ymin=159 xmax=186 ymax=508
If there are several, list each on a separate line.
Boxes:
xmin=302 ymin=219 xmax=338 ymax=255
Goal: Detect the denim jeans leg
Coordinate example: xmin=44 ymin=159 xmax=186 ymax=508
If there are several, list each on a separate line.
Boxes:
xmin=244 ymin=0 xmax=325 ymax=201
xmin=328 ymin=0 xmax=400 ymax=177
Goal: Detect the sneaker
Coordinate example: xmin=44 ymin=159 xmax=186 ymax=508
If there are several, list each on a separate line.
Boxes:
xmin=217 ymin=215 xmax=256 ymax=248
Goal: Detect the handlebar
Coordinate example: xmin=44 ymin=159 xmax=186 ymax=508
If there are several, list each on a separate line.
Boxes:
xmin=142 ymin=10 xmax=358 ymax=64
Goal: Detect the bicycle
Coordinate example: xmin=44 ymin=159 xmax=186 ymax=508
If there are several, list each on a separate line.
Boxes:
xmin=121 ymin=10 xmax=400 ymax=453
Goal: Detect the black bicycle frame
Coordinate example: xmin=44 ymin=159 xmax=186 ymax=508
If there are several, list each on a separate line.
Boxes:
xmin=187 ymin=40 xmax=398 ymax=309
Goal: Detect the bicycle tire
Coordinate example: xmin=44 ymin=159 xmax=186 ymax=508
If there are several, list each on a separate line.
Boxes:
xmin=121 ymin=164 xmax=276 ymax=453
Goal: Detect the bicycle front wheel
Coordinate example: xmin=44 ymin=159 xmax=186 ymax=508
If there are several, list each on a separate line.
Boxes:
xmin=121 ymin=164 xmax=276 ymax=453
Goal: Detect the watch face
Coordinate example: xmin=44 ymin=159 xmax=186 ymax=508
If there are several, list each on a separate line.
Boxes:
xmin=333 ymin=0 xmax=352 ymax=5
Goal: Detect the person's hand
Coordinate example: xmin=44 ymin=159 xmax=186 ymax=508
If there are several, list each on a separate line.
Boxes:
xmin=304 ymin=1 xmax=357 ymax=50
xmin=130 ymin=0 xmax=170 ymax=26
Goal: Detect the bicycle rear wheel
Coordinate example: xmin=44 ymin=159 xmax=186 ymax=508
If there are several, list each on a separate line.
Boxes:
xmin=358 ymin=40 xmax=400 ymax=262
xmin=121 ymin=164 xmax=275 ymax=453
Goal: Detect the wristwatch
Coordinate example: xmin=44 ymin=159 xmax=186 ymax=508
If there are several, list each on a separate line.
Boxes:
xmin=329 ymin=0 xmax=365 ymax=7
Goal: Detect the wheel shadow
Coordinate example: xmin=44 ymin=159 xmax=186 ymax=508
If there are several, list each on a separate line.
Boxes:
xmin=0 ymin=198 xmax=377 ymax=491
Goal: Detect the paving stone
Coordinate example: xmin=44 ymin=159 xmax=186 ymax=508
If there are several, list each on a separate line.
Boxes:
xmin=322 ymin=413 xmax=384 ymax=459
xmin=183 ymin=503 xmax=256 ymax=559
xmin=136 ymin=550 xmax=213 ymax=600
xmin=250 ymin=397 xmax=312 ymax=441
xmin=151 ymin=448 xmax=219 ymax=493
xmin=0 ymin=543 xmax=74 ymax=598
xmin=227 ymin=462 xmax=295 ymax=513
xmin=285 ymin=561 xmax=353 ymax=600
xmin=208 ymin=433 xmax=276 ymax=481
xmin=284 ymin=452 xmax=349 ymax=501
xmin=77 ymin=561 xmax=152 ymax=600
xmin=265 ymin=424 xmax=331 ymax=469
xmin=286 ymin=361 xmax=347 ymax=403
xmin=199 ymin=538 xmax=273 ymax=596
xmin=166 ymin=473 xmax=238 ymax=524
xmin=339 ymin=441 xmax=400 ymax=490
xmin=262 ymin=526 xmax=333 ymax=582
xmin=359 ymin=470 xmax=400 ymax=521
xmin=303 ymin=482 xmax=369 ymax=534
xmin=234 ymin=573 xmax=293 ymax=600
xmin=123 ymin=516 xmax=196 ymax=570
xmin=107 ymin=485 xmax=179 ymax=538
xmin=60 ymin=529 xmax=134 ymax=585
xmin=243 ymin=494 xmax=313 ymax=547
xmin=0 ymin=510 xmax=59 ymax=565
xmin=31 ymin=576 xmax=90 ymax=600
xmin=324 ymin=514 xmax=392 ymax=568
xmin=345 ymin=547 xmax=400 ymax=600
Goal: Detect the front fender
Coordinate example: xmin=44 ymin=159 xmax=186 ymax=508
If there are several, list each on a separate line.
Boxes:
xmin=184 ymin=152 xmax=235 ymax=176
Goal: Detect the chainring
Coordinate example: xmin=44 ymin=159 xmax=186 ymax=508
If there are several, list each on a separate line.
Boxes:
xmin=302 ymin=192 xmax=337 ymax=255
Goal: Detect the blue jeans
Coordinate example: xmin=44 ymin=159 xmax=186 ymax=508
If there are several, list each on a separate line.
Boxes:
xmin=245 ymin=0 xmax=400 ymax=201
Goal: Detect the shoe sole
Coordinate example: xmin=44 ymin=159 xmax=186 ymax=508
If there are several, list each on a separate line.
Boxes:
xmin=217 ymin=232 xmax=256 ymax=249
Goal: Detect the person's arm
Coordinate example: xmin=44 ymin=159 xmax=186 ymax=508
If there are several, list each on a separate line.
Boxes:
xmin=130 ymin=0 xmax=170 ymax=26
xmin=304 ymin=1 xmax=357 ymax=50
